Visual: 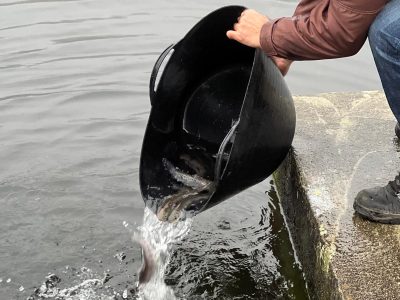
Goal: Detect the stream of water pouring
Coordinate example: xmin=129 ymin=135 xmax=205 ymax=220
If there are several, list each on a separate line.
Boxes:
xmin=135 ymin=207 xmax=193 ymax=300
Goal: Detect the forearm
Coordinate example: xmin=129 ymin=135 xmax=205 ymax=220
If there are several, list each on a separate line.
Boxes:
xmin=260 ymin=0 xmax=388 ymax=60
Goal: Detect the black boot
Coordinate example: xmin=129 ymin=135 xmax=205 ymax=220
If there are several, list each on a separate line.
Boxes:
xmin=395 ymin=123 xmax=400 ymax=139
xmin=353 ymin=174 xmax=400 ymax=224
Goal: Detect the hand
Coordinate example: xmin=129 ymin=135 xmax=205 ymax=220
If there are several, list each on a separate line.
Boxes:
xmin=271 ymin=56 xmax=293 ymax=76
xmin=227 ymin=9 xmax=293 ymax=76
xmin=226 ymin=9 xmax=269 ymax=48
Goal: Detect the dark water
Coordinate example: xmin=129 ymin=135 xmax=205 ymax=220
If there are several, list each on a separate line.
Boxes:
xmin=165 ymin=183 xmax=308 ymax=299
xmin=0 ymin=0 xmax=381 ymax=299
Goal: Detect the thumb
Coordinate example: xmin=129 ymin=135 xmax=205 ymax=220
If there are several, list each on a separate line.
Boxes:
xmin=226 ymin=30 xmax=241 ymax=42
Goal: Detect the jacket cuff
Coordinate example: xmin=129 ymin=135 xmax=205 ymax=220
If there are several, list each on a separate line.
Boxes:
xmin=260 ymin=19 xmax=280 ymax=56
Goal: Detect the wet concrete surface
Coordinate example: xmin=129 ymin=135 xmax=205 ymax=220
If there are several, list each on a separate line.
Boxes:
xmin=274 ymin=91 xmax=400 ymax=300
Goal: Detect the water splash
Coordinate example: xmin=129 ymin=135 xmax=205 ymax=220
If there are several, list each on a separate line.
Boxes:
xmin=135 ymin=207 xmax=193 ymax=300
xmin=23 ymin=207 xmax=192 ymax=300
xmin=27 ymin=269 xmax=117 ymax=300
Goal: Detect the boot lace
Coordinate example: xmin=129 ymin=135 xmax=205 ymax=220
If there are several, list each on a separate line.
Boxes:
xmin=390 ymin=174 xmax=400 ymax=199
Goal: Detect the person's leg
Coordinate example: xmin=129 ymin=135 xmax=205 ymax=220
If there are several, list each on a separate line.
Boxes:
xmin=353 ymin=1 xmax=400 ymax=224
xmin=368 ymin=0 xmax=400 ymax=125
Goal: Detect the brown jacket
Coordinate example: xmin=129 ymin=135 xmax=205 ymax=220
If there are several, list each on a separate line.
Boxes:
xmin=260 ymin=0 xmax=388 ymax=60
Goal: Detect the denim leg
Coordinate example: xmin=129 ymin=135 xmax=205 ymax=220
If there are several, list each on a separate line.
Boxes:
xmin=368 ymin=0 xmax=400 ymax=122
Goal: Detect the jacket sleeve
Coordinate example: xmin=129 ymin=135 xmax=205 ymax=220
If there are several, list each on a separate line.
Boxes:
xmin=260 ymin=0 xmax=388 ymax=60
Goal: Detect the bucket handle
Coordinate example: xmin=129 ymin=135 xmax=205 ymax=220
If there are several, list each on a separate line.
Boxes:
xmin=214 ymin=121 xmax=239 ymax=181
xmin=149 ymin=44 xmax=175 ymax=105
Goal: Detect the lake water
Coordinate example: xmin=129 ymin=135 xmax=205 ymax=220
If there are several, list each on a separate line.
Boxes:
xmin=0 ymin=0 xmax=383 ymax=299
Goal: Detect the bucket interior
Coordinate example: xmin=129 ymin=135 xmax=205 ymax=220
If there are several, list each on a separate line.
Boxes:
xmin=152 ymin=63 xmax=252 ymax=220
xmin=140 ymin=6 xmax=259 ymax=219
xmin=183 ymin=65 xmax=251 ymax=145
xmin=163 ymin=62 xmax=250 ymax=186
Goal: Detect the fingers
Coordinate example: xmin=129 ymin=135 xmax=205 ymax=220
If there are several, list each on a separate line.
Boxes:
xmin=240 ymin=9 xmax=249 ymax=17
xmin=226 ymin=30 xmax=241 ymax=42
xmin=237 ymin=9 xmax=247 ymax=22
xmin=226 ymin=9 xmax=265 ymax=48
xmin=240 ymin=9 xmax=255 ymax=18
xmin=236 ymin=10 xmax=248 ymax=26
xmin=229 ymin=10 xmax=248 ymax=38
xmin=226 ymin=22 xmax=241 ymax=40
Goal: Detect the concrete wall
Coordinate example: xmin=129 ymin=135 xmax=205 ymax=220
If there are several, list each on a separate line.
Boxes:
xmin=274 ymin=92 xmax=400 ymax=300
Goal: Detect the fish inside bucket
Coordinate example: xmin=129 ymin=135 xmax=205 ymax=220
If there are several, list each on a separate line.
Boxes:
xmin=156 ymin=158 xmax=216 ymax=222
xmin=153 ymin=65 xmax=251 ymax=222
xmin=140 ymin=7 xmax=295 ymax=223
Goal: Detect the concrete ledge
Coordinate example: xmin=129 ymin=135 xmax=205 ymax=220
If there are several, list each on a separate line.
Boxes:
xmin=274 ymin=91 xmax=400 ymax=300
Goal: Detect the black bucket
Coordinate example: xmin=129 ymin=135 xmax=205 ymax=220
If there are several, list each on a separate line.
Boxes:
xmin=139 ymin=6 xmax=296 ymax=222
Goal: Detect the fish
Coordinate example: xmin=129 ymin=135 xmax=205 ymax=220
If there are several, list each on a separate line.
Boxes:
xmin=157 ymin=158 xmax=216 ymax=222
xmin=136 ymin=239 xmax=156 ymax=285
xmin=156 ymin=186 xmax=214 ymax=222
xmin=162 ymin=158 xmax=211 ymax=190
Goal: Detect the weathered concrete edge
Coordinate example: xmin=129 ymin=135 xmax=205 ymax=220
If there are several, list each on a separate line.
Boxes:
xmin=274 ymin=149 xmax=342 ymax=300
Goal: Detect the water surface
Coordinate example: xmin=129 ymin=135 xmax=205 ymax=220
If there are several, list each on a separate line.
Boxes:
xmin=0 ymin=0 xmax=381 ymax=299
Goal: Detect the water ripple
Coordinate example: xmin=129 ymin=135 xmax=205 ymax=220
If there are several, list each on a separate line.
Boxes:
xmin=32 ymin=52 xmax=159 ymax=67
xmin=0 ymin=0 xmax=80 ymax=7
xmin=4 ymin=48 xmax=44 ymax=56
xmin=53 ymin=34 xmax=155 ymax=44
xmin=0 ymin=90 xmax=91 ymax=102
xmin=0 ymin=13 xmax=150 ymax=31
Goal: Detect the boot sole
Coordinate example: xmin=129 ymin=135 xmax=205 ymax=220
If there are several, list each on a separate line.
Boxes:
xmin=354 ymin=202 xmax=400 ymax=224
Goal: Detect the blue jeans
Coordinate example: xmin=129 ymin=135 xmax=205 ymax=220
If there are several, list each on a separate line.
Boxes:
xmin=368 ymin=0 xmax=400 ymax=122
